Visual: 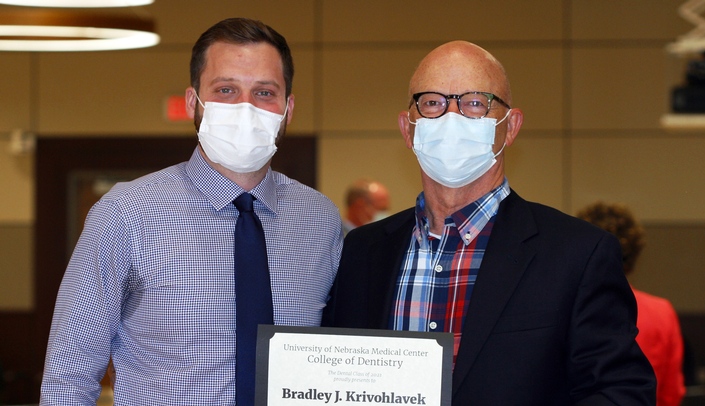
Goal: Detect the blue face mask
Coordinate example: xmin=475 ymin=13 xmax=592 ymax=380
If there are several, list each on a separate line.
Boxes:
xmin=408 ymin=110 xmax=509 ymax=188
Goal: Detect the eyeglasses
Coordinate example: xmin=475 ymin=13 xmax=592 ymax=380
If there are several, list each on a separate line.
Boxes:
xmin=411 ymin=91 xmax=511 ymax=119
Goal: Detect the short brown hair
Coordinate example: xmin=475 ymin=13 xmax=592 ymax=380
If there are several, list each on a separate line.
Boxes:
xmin=190 ymin=18 xmax=294 ymax=96
xmin=576 ymin=202 xmax=646 ymax=275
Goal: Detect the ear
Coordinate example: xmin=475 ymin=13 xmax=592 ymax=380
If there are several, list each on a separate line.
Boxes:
xmin=398 ymin=111 xmax=414 ymax=149
xmin=503 ymin=108 xmax=523 ymax=147
xmin=185 ymin=87 xmax=198 ymax=119
xmin=285 ymin=94 xmax=295 ymax=125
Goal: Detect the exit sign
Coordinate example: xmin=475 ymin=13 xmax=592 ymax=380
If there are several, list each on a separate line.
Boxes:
xmin=165 ymin=95 xmax=191 ymax=122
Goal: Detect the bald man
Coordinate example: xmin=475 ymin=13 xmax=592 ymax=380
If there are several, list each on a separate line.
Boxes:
xmin=323 ymin=41 xmax=655 ymax=405
xmin=343 ymin=179 xmax=390 ymax=234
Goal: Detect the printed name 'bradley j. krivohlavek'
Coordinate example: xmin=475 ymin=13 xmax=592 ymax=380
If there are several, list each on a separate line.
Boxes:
xmin=281 ymin=389 xmax=427 ymax=404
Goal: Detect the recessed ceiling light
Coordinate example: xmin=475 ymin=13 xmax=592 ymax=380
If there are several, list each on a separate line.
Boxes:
xmin=0 ymin=8 xmax=159 ymax=51
xmin=0 ymin=0 xmax=153 ymax=7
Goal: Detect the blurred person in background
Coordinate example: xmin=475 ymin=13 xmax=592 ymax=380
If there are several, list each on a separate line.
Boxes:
xmin=342 ymin=178 xmax=390 ymax=234
xmin=578 ymin=201 xmax=686 ymax=406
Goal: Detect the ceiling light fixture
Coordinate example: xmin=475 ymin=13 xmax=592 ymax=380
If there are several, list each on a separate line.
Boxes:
xmin=0 ymin=0 xmax=153 ymax=7
xmin=0 ymin=8 xmax=159 ymax=51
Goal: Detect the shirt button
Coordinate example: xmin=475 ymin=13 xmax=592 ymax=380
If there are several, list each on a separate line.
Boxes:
xmin=429 ymin=322 xmax=437 ymax=330
xmin=434 ymin=264 xmax=443 ymax=273
xmin=464 ymin=233 xmax=472 ymax=241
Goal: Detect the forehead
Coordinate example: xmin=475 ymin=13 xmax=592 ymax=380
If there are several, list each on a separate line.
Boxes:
xmin=201 ymin=41 xmax=284 ymax=86
xmin=411 ymin=46 xmax=505 ymax=96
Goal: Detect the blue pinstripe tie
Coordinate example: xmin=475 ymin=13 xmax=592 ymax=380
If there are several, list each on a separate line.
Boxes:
xmin=234 ymin=192 xmax=273 ymax=405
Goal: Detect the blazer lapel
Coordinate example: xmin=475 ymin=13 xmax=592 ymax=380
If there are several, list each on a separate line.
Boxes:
xmin=367 ymin=209 xmax=416 ymax=329
xmin=451 ymin=191 xmax=538 ymax=394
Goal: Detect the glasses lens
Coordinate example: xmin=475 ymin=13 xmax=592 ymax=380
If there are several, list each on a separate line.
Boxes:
xmin=459 ymin=93 xmax=490 ymax=118
xmin=416 ymin=93 xmax=448 ymax=118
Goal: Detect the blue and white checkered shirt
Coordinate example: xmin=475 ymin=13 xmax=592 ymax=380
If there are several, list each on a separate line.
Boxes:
xmin=40 ymin=148 xmax=343 ymax=406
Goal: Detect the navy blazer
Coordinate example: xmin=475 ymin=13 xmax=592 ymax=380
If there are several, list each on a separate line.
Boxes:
xmin=323 ymin=191 xmax=655 ymax=405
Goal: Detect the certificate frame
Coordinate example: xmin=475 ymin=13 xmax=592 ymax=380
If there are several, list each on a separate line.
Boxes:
xmin=256 ymin=325 xmax=453 ymax=406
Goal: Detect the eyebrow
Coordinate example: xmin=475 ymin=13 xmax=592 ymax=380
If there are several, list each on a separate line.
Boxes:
xmin=208 ymin=77 xmax=282 ymax=89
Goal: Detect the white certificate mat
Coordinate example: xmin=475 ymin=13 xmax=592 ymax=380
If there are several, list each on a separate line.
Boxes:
xmin=256 ymin=325 xmax=453 ymax=406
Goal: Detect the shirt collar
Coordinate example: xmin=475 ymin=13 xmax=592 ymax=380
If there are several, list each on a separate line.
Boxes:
xmin=185 ymin=148 xmax=278 ymax=215
xmin=413 ymin=178 xmax=510 ymax=247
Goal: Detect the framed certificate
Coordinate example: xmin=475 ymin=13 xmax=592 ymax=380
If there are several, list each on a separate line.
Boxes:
xmin=256 ymin=325 xmax=453 ymax=405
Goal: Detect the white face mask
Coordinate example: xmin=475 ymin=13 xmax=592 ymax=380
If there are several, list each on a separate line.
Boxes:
xmin=372 ymin=211 xmax=390 ymax=222
xmin=196 ymin=95 xmax=288 ymax=173
xmin=409 ymin=110 xmax=509 ymax=188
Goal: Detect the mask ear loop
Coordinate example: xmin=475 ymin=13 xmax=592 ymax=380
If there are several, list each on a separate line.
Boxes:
xmin=194 ymin=91 xmax=206 ymax=109
xmin=495 ymin=108 xmax=512 ymax=126
xmin=280 ymin=97 xmax=290 ymax=123
xmin=406 ymin=111 xmax=418 ymax=126
xmin=493 ymin=142 xmax=507 ymax=158
xmin=493 ymin=109 xmax=512 ymax=157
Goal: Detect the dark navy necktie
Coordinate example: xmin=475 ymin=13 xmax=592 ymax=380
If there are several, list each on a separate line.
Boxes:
xmin=233 ymin=192 xmax=273 ymax=405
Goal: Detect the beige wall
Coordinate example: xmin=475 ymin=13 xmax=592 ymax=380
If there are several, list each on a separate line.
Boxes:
xmin=1 ymin=0 xmax=703 ymax=311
